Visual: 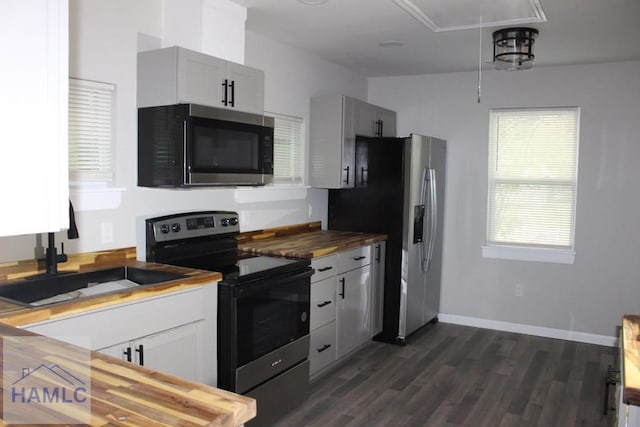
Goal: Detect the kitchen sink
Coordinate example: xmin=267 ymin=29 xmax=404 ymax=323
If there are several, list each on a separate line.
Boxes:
xmin=0 ymin=266 xmax=187 ymax=307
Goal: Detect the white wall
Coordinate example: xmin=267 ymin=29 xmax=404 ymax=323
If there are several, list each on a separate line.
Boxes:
xmin=0 ymin=0 xmax=367 ymax=263
xmin=368 ymin=60 xmax=640 ymax=339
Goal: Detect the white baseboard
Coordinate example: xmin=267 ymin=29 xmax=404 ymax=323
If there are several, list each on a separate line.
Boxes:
xmin=438 ymin=314 xmax=618 ymax=347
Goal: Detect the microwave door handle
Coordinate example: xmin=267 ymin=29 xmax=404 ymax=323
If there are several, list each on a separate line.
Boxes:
xmin=183 ymin=120 xmax=188 ymax=184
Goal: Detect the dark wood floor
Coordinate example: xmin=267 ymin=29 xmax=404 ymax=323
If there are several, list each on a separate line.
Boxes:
xmin=274 ymin=322 xmax=617 ymax=427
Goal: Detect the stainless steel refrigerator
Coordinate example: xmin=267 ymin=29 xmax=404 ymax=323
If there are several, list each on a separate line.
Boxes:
xmin=328 ymin=134 xmax=446 ymax=344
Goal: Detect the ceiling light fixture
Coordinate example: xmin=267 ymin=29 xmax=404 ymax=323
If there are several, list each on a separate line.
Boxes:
xmin=493 ymin=27 xmax=539 ymax=70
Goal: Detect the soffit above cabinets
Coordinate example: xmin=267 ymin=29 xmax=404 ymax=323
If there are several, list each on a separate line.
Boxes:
xmin=392 ymin=0 xmax=547 ymax=32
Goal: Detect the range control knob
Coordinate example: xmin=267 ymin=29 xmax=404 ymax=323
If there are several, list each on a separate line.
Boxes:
xmin=229 ymin=217 xmax=239 ymax=226
xmin=220 ymin=218 xmax=230 ymax=227
xmin=160 ymin=224 xmax=171 ymax=234
xmin=171 ymin=223 xmax=181 ymax=233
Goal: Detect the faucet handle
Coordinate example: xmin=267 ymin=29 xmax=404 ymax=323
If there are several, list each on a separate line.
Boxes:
xmin=57 ymin=242 xmax=68 ymax=264
xmin=67 ymin=200 xmax=79 ymax=239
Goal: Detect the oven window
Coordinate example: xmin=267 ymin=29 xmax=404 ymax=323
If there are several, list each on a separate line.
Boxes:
xmin=236 ymin=276 xmax=310 ymax=366
xmin=192 ymin=120 xmax=260 ymax=172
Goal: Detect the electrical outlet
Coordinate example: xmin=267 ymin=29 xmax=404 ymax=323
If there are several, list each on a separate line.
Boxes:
xmin=515 ymin=283 xmax=524 ymax=297
xmin=101 ymin=222 xmax=114 ymax=244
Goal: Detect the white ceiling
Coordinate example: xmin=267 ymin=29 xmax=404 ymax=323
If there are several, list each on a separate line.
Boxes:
xmin=230 ymin=0 xmax=640 ymax=77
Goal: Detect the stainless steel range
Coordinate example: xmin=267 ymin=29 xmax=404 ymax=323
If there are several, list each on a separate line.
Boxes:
xmin=139 ymin=211 xmax=311 ymax=427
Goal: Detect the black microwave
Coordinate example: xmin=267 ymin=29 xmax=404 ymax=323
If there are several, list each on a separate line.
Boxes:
xmin=138 ymin=104 xmax=274 ymax=187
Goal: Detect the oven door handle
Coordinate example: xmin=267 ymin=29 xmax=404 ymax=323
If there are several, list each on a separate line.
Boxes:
xmin=235 ymin=268 xmax=313 ymax=297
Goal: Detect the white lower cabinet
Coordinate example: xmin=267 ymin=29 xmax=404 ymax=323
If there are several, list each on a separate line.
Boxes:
xmin=309 ymin=255 xmax=338 ymax=377
xmin=21 ymin=285 xmax=217 ymax=386
xmin=371 ymin=242 xmax=386 ymax=337
xmin=309 ymin=243 xmax=384 ymax=379
xmin=98 ymin=321 xmax=206 ymax=383
xmin=336 ymin=265 xmax=371 ymax=358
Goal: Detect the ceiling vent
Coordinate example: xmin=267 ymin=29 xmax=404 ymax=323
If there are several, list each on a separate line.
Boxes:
xmin=392 ymin=0 xmax=546 ymax=32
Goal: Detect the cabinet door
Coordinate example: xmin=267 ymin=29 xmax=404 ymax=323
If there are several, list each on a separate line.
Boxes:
xmin=225 ymin=62 xmax=264 ymax=114
xmin=377 ymin=108 xmax=397 ymax=137
xmin=341 ymin=96 xmax=356 ymax=188
xmin=336 ymin=265 xmax=371 ymax=358
xmin=177 ymin=48 xmax=227 ymax=108
xmin=97 ymin=321 xmax=206 ymax=383
xmin=137 ymin=321 xmax=206 ymax=383
xmin=371 ymin=242 xmax=386 ymax=337
xmin=354 ymin=100 xmax=377 ymax=137
xmin=0 ymin=0 xmax=68 ymax=236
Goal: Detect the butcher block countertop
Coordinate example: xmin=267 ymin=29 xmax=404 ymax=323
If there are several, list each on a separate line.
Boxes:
xmin=622 ymin=314 xmax=640 ymax=405
xmin=0 ymin=323 xmax=255 ymax=426
xmin=0 ymin=248 xmax=255 ymax=426
xmin=237 ymin=221 xmax=387 ymax=259
xmin=0 ymin=260 xmax=222 ymax=326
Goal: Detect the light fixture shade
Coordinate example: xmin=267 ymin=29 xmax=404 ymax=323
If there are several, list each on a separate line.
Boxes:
xmin=493 ymin=27 xmax=539 ymax=70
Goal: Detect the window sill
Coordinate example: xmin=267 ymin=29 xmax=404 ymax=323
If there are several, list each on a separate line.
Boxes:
xmin=481 ymin=245 xmax=575 ymax=264
xmin=234 ymin=185 xmax=309 ymax=203
xmin=70 ymin=187 xmax=126 ymax=211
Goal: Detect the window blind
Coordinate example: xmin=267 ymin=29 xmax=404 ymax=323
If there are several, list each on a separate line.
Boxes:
xmin=68 ymin=78 xmax=115 ymax=184
xmin=270 ymin=112 xmax=304 ymax=183
xmin=487 ymin=107 xmax=579 ymax=249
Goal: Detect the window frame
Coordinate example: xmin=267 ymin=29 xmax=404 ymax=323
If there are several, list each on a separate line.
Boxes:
xmin=68 ymin=77 xmax=116 ymax=187
xmin=267 ymin=111 xmax=305 ymax=185
xmin=482 ymin=106 xmax=580 ymax=264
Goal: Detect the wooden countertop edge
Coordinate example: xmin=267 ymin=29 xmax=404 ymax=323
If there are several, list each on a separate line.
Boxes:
xmin=622 ymin=314 xmax=640 ymax=405
xmin=238 ymin=230 xmax=387 ymax=259
xmin=0 ymin=325 xmax=256 ymax=426
xmin=0 ymin=261 xmax=222 ymax=327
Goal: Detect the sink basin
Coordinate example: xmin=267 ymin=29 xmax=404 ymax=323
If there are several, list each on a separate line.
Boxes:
xmin=0 ymin=266 xmax=187 ymax=307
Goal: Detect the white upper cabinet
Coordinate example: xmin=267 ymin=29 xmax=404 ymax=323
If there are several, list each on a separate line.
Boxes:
xmin=309 ymin=94 xmax=397 ymax=189
xmin=0 ymin=0 xmax=69 ymax=236
xmin=309 ymin=94 xmax=356 ymax=189
xmin=137 ymin=46 xmax=265 ymax=115
xmin=354 ymin=100 xmax=396 ymax=137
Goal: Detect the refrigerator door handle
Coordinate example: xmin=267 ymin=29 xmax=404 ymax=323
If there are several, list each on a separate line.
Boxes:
xmin=417 ymin=167 xmax=428 ymax=272
xmin=425 ymin=168 xmax=437 ymax=273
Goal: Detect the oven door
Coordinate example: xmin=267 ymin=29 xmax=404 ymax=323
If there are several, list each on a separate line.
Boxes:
xmin=234 ymin=268 xmax=311 ymax=367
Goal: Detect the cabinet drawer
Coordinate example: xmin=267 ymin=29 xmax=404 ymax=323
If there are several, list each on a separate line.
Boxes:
xmin=310 ymin=277 xmax=336 ymax=329
xmin=309 ymin=321 xmax=336 ymax=375
xmin=311 ymin=255 xmax=338 ymax=283
xmin=337 ymin=246 xmax=372 ymax=274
